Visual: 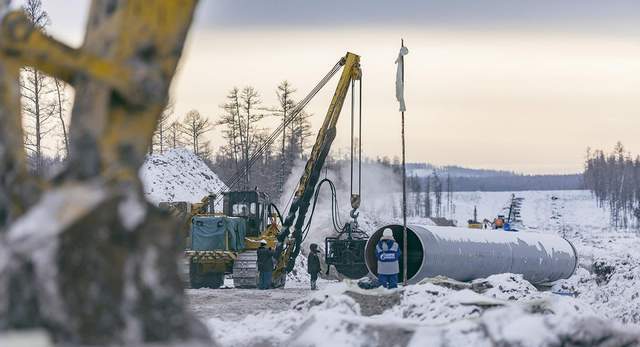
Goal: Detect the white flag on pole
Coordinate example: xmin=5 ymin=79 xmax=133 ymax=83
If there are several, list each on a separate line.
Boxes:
xmin=395 ymin=43 xmax=409 ymax=112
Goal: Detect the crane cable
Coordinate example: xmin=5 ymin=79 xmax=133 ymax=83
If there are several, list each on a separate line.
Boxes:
xmin=299 ymin=76 xmax=363 ymax=244
xmin=350 ymin=76 xmax=363 ymax=210
xmin=284 ymin=70 xmax=364 ymax=272
xmin=211 ymin=59 xmax=345 ymax=202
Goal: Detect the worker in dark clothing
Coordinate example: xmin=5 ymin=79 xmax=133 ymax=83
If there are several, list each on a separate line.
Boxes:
xmin=256 ymin=240 xmax=274 ymax=290
xmin=307 ymin=243 xmax=321 ymax=290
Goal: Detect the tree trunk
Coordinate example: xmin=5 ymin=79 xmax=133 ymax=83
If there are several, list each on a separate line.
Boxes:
xmin=34 ymin=69 xmax=41 ymax=175
xmin=54 ymin=78 xmax=69 ymax=157
xmin=0 ymin=1 xmax=213 ymax=345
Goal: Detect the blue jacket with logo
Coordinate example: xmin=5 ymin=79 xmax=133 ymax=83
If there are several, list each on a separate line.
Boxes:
xmin=376 ymin=239 xmax=401 ymax=275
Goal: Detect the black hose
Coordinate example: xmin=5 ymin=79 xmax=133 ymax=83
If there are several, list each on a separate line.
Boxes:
xmin=300 ymin=178 xmax=344 ymax=243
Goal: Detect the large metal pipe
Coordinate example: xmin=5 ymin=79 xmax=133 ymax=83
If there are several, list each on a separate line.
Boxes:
xmin=365 ymin=224 xmax=578 ymax=284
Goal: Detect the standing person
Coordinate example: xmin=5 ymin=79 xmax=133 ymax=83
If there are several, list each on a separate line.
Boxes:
xmin=256 ymin=240 xmax=274 ymax=290
xmin=307 ymin=243 xmax=321 ymax=290
xmin=376 ymin=228 xmax=401 ymax=289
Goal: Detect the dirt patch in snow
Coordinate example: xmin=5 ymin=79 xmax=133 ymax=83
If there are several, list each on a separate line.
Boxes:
xmin=186 ymin=288 xmax=309 ymax=321
xmin=344 ymin=290 xmax=401 ymax=316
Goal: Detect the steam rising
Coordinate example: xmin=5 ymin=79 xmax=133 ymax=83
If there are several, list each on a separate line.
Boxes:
xmin=278 ymin=159 xmax=402 ymax=253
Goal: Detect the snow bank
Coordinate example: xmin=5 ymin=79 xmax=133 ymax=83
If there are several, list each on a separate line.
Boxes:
xmin=285 ymin=253 xmax=312 ymax=288
xmin=139 ymin=149 xmax=227 ymax=205
xmin=205 ymin=272 xmax=639 ymax=346
xmin=553 ymin=230 xmax=640 ymax=324
xmin=205 ymin=284 xmax=359 ymax=346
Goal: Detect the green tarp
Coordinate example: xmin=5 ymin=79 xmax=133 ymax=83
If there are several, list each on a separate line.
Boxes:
xmin=191 ymin=216 xmax=246 ymax=251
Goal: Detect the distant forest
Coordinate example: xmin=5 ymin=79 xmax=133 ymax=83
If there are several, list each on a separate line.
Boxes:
xmin=432 ymin=174 xmax=583 ymax=192
xmin=405 ymin=163 xmax=583 ymax=192
xmin=584 ymin=142 xmax=640 ymax=228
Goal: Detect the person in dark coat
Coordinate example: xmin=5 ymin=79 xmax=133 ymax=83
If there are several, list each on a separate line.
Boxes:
xmin=307 ymin=243 xmax=321 ymax=290
xmin=256 ymin=240 xmax=274 ymax=290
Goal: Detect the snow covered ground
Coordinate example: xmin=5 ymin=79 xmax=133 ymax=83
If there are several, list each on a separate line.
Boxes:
xmin=190 ymin=189 xmax=640 ymax=346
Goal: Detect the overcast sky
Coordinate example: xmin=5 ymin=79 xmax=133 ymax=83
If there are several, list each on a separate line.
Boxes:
xmin=12 ymin=0 xmax=640 ymax=174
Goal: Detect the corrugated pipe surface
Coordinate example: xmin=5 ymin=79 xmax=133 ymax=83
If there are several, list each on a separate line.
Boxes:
xmin=365 ymin=224 xmax=577 ymax=284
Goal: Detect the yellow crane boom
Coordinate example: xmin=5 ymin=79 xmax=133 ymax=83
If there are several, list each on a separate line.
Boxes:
xmin=275 ymin=52 xmax=362 ymax=273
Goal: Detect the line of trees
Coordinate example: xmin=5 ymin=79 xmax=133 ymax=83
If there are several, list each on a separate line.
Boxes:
xmin=405 ymin=173 xmax=453 ymax=219
xmin=405 ymin=173 xmax=457 ymax=219
xmin=443 ymin=174 xmax=583 ymax=192
xmin=147 ymin=82 xmax=314 ymax=199
xmin=584 ymin=142 xmax=640 ymax=228
xmin=376 ymin=158 xmax=451 ymax=219
xmin=16 ymin=0 xmax=218 ymax=178
xmin=212 ymin=82 xmax=313 ymax=198
xmin=19 ymin=0 xmax=71 ymax=176
xmin=17 ymin=1 xmax=313 ymax=200
xmin=14 ymin=0 xmax=314 ymax=200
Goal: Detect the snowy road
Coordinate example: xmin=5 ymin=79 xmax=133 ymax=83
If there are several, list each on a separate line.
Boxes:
xmin=186 ymin=288 xmax=310 ymax=321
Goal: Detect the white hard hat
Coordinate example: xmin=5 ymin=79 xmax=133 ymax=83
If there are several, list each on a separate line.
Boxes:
xmin=260 ymin=239 xmax=268 ymax=245
xmin=382 ymin=228 xmax=394 ymax=240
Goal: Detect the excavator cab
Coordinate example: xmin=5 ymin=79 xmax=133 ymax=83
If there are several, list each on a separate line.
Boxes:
xmin=222 ymin=191 xmax=269 ymax=237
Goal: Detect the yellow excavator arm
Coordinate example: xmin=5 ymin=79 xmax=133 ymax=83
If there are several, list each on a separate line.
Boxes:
xmin=274 ymin=52 xmax=361 ymax=275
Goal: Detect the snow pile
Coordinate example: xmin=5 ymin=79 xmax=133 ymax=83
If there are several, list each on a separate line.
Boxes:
xmin=283 ymin=275 xmax=637 ymax=347
xmin=553 ymin=230 xmax=640 ymax=324
xmin=139 ymin=149 xmax=227 ymax=205
xmin=285 ymin=253 xmax=312 ymax=288
xmin=378 ymin=274 xmax=592 ymax=325
xmin=387 ymin=282 xmax=488 ymax=324
xmin=205 ymin=273 xmax=640 ymax=346
xmin=474 ymin=273 xmax=539 ymax=301
xmin=409 ymin=303 xmax=639 ymax=347
xmin=205 ymin=284 xmax=359 ymax=346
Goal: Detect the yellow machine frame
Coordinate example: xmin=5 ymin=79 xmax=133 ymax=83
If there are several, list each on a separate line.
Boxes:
xmin=183 ymin=53 xmax=362 ymax=287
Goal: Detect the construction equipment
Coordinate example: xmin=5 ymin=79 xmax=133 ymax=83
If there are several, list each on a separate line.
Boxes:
xmin=183 ymin=191 xmax=281 ymax=288
xmin=173 ymin=52 xmax=368 ymax=288
xmin=490 ymin=194 xmax=523 ymax=231
xmin=365 ymin=224 xmax=578 ymax=285
xmin=467 ymin=206 xmax=483 ymax=229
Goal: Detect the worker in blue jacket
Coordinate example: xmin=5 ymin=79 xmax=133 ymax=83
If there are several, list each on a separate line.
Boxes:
xmin=376 ymin=228 xmax=401 ymax=289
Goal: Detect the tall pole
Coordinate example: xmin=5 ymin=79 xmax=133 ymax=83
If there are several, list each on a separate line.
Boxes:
xmin=281 ymin=98 xmax=286 ymax=194
xmin=401 ymin=38 xmax=408 ymax=286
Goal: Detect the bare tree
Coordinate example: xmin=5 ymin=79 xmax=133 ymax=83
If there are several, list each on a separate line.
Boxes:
xmin=181 ymin=109 xmax=213 ymax=157
xmin=276 ymin=81 xmax=296 ymax=191
xmin=238 ymin=86 xmax=265 ymax=188
xmin=446 ymin=173 xmax=454 ymax=218
xmin=585 ymin=141 xmax=640 ymax=228
xmin=433 ymin=173 xmax=442 ymax=217
xmin=424 ymin=176 xmax=432 ymax=218
xmin=21 ymin=0 xmax=55 ymax=174
xmin=53 ymin=78 xmax=69 ymax=157
xmin=151 ymin=100 xmax=173 ymax=155
xmin=291 ymin=110 xmax=313 ymax=158
xmin=165 ymin=120 xmax=183 ymax=150
xmin=217 ymin=88 xmax=243 ymax=173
